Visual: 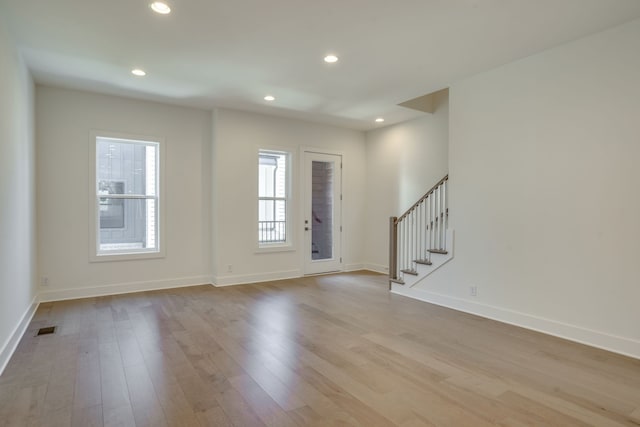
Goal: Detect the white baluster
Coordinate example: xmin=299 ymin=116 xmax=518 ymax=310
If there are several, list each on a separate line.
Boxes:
xmin=400 ymin=219 xmax=404 ymax=273
xmin=443 ymin=180 xmax=447 ymax=250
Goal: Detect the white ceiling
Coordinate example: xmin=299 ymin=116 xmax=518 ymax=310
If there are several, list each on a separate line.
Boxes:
xmin=2 ymin=0 xmax=640 ymax=130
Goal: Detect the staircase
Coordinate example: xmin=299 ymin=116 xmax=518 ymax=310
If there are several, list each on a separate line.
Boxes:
xmin=389 ymin=175 xmax=453 ymax=289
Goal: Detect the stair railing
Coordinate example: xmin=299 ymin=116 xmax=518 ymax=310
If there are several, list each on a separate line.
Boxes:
xmin=389 ymin=175 xmax=448 ymax=287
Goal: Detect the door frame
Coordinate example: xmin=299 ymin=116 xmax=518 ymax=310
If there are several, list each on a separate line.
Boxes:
xmin=300 ymin=147 xmax=343 ymax=275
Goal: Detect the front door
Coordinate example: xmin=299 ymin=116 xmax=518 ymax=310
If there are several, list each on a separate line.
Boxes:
xmin=303 ymin=151 xmax=342 ymax=274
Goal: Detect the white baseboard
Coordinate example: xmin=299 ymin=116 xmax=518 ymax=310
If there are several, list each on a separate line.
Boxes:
xmin=391 ymin=285 xmax=640 ymax=360
xmin=213 ymin=269 xmax=302 ymax=287
xmin=0 ymin=295 xmax=39 ymax=376
xmin=39 ymin=275 xmax=212 ymax=302
xmin=214 ymin=265 xmax=375 ymax=286
xmin=344 ymin=263 xmax=365 ymax=272
xmin=363 ymin=263 xmax=389 ymax=274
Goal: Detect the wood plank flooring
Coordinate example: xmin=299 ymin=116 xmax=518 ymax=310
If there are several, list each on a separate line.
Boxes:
xmin=1 ymin=271 xmax=639 ymax=426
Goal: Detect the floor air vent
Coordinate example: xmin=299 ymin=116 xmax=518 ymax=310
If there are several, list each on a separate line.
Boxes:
xmin=36 ymin=326 xmax=56 ymax=336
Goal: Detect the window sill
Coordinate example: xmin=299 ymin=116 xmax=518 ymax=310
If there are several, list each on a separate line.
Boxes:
xmin=255 ymin=244 xmax=295 ymax=254
xmin=90 ymin=250 xmax=165 ymax=263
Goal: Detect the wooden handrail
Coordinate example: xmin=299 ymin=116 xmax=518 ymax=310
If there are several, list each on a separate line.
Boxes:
xmin=396 ymin=175 xmax=448 ymax=223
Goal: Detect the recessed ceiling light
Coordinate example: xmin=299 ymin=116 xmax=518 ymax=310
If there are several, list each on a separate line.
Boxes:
xmin=131 ymin=68 xmax=146 ymax=77
xmin=150 ymin=1 xmax=171 ymax=14
xmin=375 ymin=118 xmax=385 ymax=123
xmin=264 ymin=95 xmax=275 ymax=101
xmin=324 ymin=54 xmax=339 ymax=63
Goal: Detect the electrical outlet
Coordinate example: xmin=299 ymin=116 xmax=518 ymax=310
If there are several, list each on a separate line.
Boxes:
xmin=227 ymin=264 xmax=233 ymax=273
xmin=470 ymin=286 xmax=477 ymax=297
xmin=41 ymin=276 xmax=49 ymax=287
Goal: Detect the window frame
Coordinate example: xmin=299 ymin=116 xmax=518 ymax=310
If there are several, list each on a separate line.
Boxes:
xmin=89 ymin=131 xmax=166 ymax=262
xmin=256 ymin=148 xmax=294 ymax=252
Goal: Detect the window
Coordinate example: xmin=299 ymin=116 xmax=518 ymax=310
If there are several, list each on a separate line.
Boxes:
xmin=91 ymin=134 xmax=162 ymax=260
xmin=258 ymin=150 xmax=290 ymax=246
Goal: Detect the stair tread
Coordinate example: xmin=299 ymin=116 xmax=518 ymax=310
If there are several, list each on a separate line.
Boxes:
xmin=389 ymin=278 xmax=405 ymax=285
xmin=428 ymin=249 xmax=448 ymax=255
xmin=415 ymin=259 xmax=433 ymax=265
xmin=400 ymin=269 xmax=418 ymax=276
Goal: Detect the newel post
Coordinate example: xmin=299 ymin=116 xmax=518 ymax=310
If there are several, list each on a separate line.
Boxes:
xmin=389 ymin=216 xmax=398 ymax=287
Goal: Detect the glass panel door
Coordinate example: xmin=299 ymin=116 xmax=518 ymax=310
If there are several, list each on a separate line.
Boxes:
xmin=304 ymin=152 xmax=342 ymax=274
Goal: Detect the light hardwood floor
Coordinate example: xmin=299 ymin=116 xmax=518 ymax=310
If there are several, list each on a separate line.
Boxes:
xmin=1 ymin=271 xmax=639 ymax=426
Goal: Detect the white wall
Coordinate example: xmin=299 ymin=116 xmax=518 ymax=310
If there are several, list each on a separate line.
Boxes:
xmin=419 ymin=19 xmax=640 ymax=357
xmin=0 ymin=24 xmax=36 ymax=372
xmin=212 ymin=108 xmax=366 ymax=284
xmin=364 ymin=94 xmax=449 ymax=272
xmin=36 ymin=87 xmax=212 ymax=300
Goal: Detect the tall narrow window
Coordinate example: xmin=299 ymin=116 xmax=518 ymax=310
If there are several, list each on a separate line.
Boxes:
xmin=92 ymin=135 xmax=161 ymax=259
xmin=258 ymin=150 xmax=289 ymax=245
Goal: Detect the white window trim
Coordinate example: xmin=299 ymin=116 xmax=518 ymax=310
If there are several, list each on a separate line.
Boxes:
xmin=89 ymin=130 xmax=166 ymax=262
xmin=256 ymin=147 xmax=295 ymax=253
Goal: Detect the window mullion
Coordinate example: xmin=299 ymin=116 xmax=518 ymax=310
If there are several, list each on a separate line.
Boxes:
xmin=97 ymin=194 xmax=151 ymax=199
